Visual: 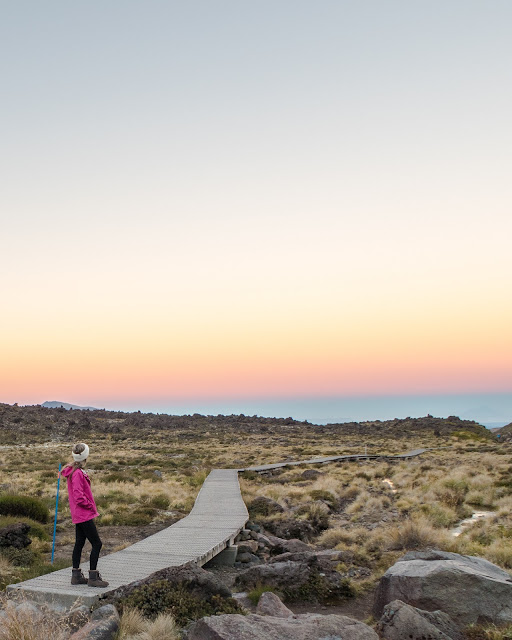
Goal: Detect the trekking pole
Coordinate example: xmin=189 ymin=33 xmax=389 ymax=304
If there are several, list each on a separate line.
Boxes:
xmin=51 ymin=463 xmax=62 ymax=564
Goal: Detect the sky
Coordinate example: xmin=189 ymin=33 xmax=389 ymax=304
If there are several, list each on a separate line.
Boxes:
xmin=1 ymin=1 xmax=511 ymax=419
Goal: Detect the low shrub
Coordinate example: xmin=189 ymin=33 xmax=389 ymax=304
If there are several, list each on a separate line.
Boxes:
xmin=282 ymin=571 xmax=355 ymax=604
xmin=149 ymin=493 xmax=171 ymax=510
xmin=183 ymin=472 xmax=208 ymax=488
xmin=419 ymin=503 xmax=459 ymax=528
xmin=111 ymin=506 xmax=157 ymax=526
xmin=118 ymin=579 xmax=244 ymax=626
xmin=0 ymin=495 xmax=49 ymax=523
xmin=1 ymin=547 xmax=37 ymax=567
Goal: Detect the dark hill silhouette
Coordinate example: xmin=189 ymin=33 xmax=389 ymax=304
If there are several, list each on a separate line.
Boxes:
xmin=0 ymin=403 xmax=494 ymax=444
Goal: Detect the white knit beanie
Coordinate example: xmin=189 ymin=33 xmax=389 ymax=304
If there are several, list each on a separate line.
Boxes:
xmin=72 ymin=443 xmax=89 ymax=462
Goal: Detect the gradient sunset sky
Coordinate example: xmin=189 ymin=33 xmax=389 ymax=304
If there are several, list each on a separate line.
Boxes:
xmin=2 ymin=1 xmax=511 ymax=414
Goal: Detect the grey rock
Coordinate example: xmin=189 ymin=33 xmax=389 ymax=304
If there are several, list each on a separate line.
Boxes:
xmin=266 ymin=535 xmax=311 ymax=555
xmin=374 ymin=551 xmax=512 ymax=626
xmin=238 ymin=540 xmax=259 ymax=554
xmin=68 ymin=615 xmax=119 ymax=640
xmin=256 ymin=533 xmax=272 ymax=547
xmin=185 ymin=613 xmax=378 ymax=640
xmin=377 ymin=599 xmax=464 ymax=640
xmin=248 ymin=496 xmax=285 ymax=516
xmin=235 ymin=555 xmax=353 ymax=603
xmin=301 ymin=469 xmax=323 ymax=480
xmin=103 ymin=561 xmax=231 ymax=603
xmin=255 ymin=592 xmax=293 ymax=618
xmin=237 ymin=552 xmax=255 ymax=563
xmin=263 ymin=517 xmax=315 ymax=542
xmin=236 ymin=530 xmax=252 ymax=542
xmin=232 ymin=591 xmax=252 ymax=610
xmin=90 ymin=604 xmax=119 ymax=622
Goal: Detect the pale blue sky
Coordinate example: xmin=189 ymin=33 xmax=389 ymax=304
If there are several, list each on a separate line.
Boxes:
xmin=2 ymin=2 xmax=512 ymax=412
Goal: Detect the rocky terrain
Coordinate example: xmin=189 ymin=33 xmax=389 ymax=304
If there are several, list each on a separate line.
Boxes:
xmin=0 ymin=402 xmax=510 ymax=638
xmin=0 ymin=402 xmax=494 ymax=444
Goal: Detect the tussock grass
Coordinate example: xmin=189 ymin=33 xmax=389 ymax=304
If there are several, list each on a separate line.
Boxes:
xmin=384 ymin=518 xmax=450 ymax=551
xmin=0 ymin=416 xmax=510 ymax=605
xmin=116 ymin=609 xmax=180 ymax=640
xmin=0 ymin=601 xmax=69 ymax=640
xmin=317 ymin=526 xmax=370 ymax=549
xmin=465 ymin=622 xmax=512 ymax=639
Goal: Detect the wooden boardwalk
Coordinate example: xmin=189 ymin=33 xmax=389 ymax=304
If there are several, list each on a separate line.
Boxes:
xmin=7 ymin=469 xmax=248 ymax=608
xmin=240 ymin=449 xmax=428 ymax=472
xmin=7 ymin=448 xmax=427 ymax=608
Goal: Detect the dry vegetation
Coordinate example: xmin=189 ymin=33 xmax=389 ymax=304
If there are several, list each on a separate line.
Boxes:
xmin=0 ymin=404 xmax=511 ymax=638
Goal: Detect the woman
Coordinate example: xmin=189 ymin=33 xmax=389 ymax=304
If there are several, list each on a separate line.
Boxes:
xmin=61 ymin=443 xmax=109 ymax=587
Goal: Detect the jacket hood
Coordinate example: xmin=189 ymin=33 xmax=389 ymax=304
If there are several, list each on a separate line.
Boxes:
xmin=61 ymin=465 xmax=76 ymax=478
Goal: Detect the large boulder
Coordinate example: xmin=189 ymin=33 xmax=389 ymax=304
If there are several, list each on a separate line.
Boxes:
xmin=235 ymin=555 xmax=354 ymax=603
xmin=376 ymin=599 xmax=464 ymax=640
xmin=255 ymin=592 xmax=293 ymax=618
xmin=249 ymin=497 xmax=285 ymax=516
xmin=103 ymin=561 xmax=231 ymax=603
xmin=265 ymin=535 xmax=311 ymax=555
xmin=260 ymin=517 xmax=315 ymax=542
xmin=69 ymin=604 xmax=119 ymax=640
xmin=185 ymin=613 xmax=378 ymax=640
xmin=374 ymin=550 xmax=512 ymax=626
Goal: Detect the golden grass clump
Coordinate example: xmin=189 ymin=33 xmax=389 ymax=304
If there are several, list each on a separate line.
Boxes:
xmin=317 ymin=526 xmax=370 ymax=549
xmin=117 ymin=608 xmax=147 ymax=637
xmin=345 ymin=493 xmax=391 ymax=522
xmin=117 ymin=609 xmax=180 ymax=640
xmin=465 ymin=622 xmax=512 ymax=640
xmin=384 ymin=517 xmax=450 ymax=551
xmin=0 ymin=601 xmax=69 ymax=640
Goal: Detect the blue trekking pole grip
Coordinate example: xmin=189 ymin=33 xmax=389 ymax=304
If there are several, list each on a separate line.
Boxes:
xmin=51 ymin=463 xmax=62 ymax=564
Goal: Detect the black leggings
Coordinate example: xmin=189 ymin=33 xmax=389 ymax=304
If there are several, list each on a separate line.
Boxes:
xmin=72 ymin=519 xmax=102 ymax=571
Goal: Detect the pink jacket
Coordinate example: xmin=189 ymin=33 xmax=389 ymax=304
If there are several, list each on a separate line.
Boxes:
xmin=61 ymin=465 xmax=99 ymax=524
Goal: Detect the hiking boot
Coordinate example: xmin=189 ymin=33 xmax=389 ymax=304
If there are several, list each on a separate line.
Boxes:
xmin=71 ymin=568 xmax=87 ymax=585
xmin=88 ymin=570 xmax=109 ymax=587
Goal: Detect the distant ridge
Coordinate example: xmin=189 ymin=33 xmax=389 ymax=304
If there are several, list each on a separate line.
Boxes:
xmin=41 ymin=401 xmax=100 ymax=411
xmin=496 ymin=422 xmax=512 ymax=440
